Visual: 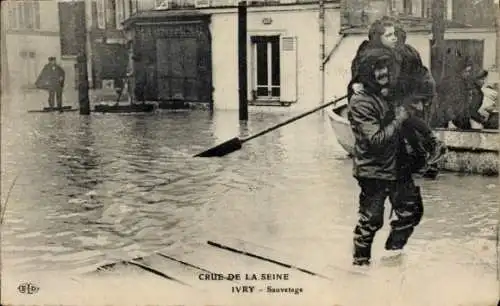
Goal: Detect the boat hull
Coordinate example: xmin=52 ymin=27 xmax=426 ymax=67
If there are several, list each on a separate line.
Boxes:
xmin=326 ymin=100 xmax=499 ymax=176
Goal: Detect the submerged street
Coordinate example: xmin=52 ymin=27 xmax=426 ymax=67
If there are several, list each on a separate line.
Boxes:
xmin=1 ymin=93 xmax=498 ymax=305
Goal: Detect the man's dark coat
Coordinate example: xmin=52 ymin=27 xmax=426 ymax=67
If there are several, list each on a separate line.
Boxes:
xmin=35 ymin=63 xmax=65 ymax=91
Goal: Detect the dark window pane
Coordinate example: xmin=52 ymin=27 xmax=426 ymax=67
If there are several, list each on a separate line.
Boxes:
xmin=18 ymin=3 xmax=24 ymax=28
xmin=271 ymin=39 xmax=280 ymax=86
xmin=34 ymin=1 xmax=40 ymax=29
xmin=106 ymin=0 xmax=117 ymax=28
xmin=9 ymin=5 xmax=17 ymax=28
xmin=256 ymin=42 xmax=268 ymax=87
xmin=271 ymin=87 xmax=280 ymax=97
xmin=257 ymin=87 xmax=268 ymax=96
xmin=24 ymin=2 xmax=33 ymax=29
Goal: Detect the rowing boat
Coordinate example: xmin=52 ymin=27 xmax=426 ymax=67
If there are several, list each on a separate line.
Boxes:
xmin=325 ymin=98 xmax=499 ymax=176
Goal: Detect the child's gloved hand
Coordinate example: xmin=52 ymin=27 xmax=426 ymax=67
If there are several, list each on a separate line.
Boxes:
xmin=352 ymin=83 xmax=364 ymax=94
xmin=395 ymin=106 xmax=410 ymax=121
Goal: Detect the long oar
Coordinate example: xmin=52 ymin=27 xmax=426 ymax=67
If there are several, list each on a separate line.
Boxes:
xmin=194 ymin=95 xmax=348 ymax=157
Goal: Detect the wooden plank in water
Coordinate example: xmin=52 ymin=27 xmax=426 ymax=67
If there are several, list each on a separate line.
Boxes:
xmin=82 ymin=259 xmax=201 ymax=301
xmin=205 ymin=237 xmax=371 ymax=280
xmin=93 ymin=103 xmax=155 ymax=113
xmin=27 ymin=106 xmax=78 ymax=113
xmin=137 ymin=252 xmax=220 ymax=289
xmin=206 ymin=240 xmax=330 ymax=279
xmin=91 ymin=258 xmax=194 ymax=289
xmin=127 ymin=258 xmax=193 ymax=287
xmin=170 ymin=242 xmax=315 ymax=285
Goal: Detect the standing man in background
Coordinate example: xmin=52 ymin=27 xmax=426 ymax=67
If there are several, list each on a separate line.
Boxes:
xmin=36 ymin=57 xmax=65 ymax=110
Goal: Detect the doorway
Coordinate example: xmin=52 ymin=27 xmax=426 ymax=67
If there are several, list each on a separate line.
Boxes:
xmin=156 ymin=37 xmax=199 ymax=101
xmin=251 ymin=35 xmax=280 ymax=101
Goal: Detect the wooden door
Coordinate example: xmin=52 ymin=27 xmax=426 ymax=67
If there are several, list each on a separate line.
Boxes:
xmin=133 ymin=17 xmax=212 ymax=104
xmin=429 ymin=39 xmax=485 ymax=127
xmin=432 ymin=39 xmax=484 ymax=83
xmin=156 ymin=37 xmax=199 ymax=101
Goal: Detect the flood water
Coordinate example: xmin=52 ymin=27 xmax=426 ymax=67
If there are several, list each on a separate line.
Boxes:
xmin=1 ymin=94 xmax=499 ymax=305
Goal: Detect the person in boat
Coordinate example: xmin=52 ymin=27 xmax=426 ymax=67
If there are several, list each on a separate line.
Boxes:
xmin=466 ymin=69 xmax=499 ymax=130
xmin=347 ymin=47 xmax=424 ymax=267
xmin=438 ymin=59 xmax=481 ymax=130
xmin=467 ymin=70 xmax=491 ymax=129
xmin=35 ymin=56 xmax=65 ymax=110
xmin=348 ymin=17 xmax=447 ymax=170
xmin=480 ymin=83 xmax=499 ymax=129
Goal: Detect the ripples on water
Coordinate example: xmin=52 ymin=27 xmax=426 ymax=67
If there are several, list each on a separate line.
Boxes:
xmin=1 ymin=106 xmax=498 ymax=292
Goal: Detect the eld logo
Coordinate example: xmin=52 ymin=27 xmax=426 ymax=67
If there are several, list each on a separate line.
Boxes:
xmin=17 ymin=282 xmax=39 ymax=295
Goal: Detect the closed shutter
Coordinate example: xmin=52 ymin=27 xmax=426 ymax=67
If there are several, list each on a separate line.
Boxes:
xmin=97 ymin=0 xmax=106 ymax=29
xmin=116 ymin=0 xmax=124 ymax=29
xmin=123 ymin=0 xmax=130 ymax=19
xmin=131 ymin=0 xmax=138 ymax=14
xmin=280 ymin=36 xmax=297 ymax=102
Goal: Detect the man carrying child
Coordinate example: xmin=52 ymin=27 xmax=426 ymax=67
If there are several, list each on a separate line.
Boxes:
xmin=348 ymin=17 xmax=447 ymax=173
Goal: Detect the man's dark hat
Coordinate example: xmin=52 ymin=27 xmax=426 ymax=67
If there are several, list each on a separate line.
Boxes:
xmin=359 ymin=47 xmax=393 ymax=69
xmin=48 ymin=56 xmax=56 ymax=61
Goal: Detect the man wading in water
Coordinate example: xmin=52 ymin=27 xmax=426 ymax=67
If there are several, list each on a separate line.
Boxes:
xmin=347 ymin=47 xmax=424 ymax=267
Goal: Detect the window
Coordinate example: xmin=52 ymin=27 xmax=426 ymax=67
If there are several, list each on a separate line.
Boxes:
xmin=155 ymin=0 xmax=167 ymax=6
xmin=97 ymin=0 xmax=106 ymax=29
xmin=116 ymin=0 xmax=124 ymax=29
xmin=20 ymin=51 xmax=38 ymax=86
xmin=59 ymin=1 xmax=86 ymax=56
xmin=159 ymin=0 xmax=196 ymax=9
xmin=7 ymin=1 xmax=40 ymax=30
xmin=251 ymin=36 xmax=281 ymax=100
xmin=106 ymin=0 xmax=117 ymax=29
xmin=98 ymin=0 xmax=137 ymax=30
xmin=130 ymin=0 xmax=138 ymax=14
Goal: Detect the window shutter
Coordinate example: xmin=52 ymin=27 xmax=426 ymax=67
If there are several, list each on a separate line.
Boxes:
xmin=123 ymin=0 xmax=130 ymax=19
xmin=33 ymin=1 xmax=40 ymax=29
xmin=116 ymin=0 xmax=124 ymax=29
xmin=130 ymin=0 xmax=137 ymax=13
xmin=8 ymin=2 xmax=18 ymax=29
xmin=97 ymin=0 xmax=106 ymax=29
xmin=280 ymin=36 xmax=297 ymax=102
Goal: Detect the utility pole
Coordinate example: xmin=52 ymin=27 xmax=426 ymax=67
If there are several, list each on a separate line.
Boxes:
xmin=74 ymin=0 xmax=90 ymax=115
xmin=431 ymin=0 xmax=446 ymax=85
xmin=429 ymin=0 xmax=446 ymax=126
xmin=238 ymin=0 xmax=248 ymax=121
xmin=495 ymin=1 xmax=499 ymax=118
xmin=1 ymin=1 xmax=9 ymax=95
xmin=319 ymin=0 xmax=325 ymax=106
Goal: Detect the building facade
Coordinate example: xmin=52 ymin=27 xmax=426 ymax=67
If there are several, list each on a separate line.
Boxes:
xmin=329 ymin=0 xmax=498 ymax=103
xmin=2 ymin=0 xmax=79 ymax=101
xmin=206 ymin=2 xmax=342 ymax=110
xmin=123 ymin=0 xmax=342 ymax=110
xmin=341 ymin=0 xmax=496 ymax=28
xmin=89 ymin=0 xmax=182 ymax=91
xmin=122 ymin=0 xmax=497 ymax=111
xmin=5 ymin=0 xmax=492 ymax=110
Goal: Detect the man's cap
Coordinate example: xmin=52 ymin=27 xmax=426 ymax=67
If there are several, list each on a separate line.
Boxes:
xmin=48 ymin=56 xmax=56 ymax=61
xmin=359 ymin=47 xmax=394 ymax=69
